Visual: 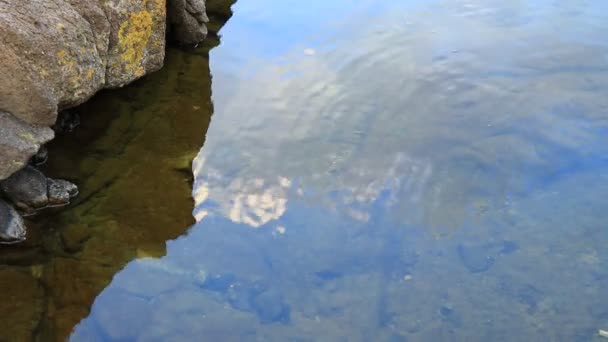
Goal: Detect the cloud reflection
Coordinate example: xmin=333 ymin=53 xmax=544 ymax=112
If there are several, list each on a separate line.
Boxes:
xmin=193 ymin=157 xmax=289 ymax=227
xmin=194 ymin=0 xmax=608 ymax=232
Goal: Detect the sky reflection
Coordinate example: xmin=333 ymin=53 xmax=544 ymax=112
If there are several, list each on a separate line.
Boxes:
xmin=71 ymin=0 xmax=608 ymax=340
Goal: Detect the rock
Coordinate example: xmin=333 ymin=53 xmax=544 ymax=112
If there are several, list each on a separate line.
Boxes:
xmin=168 ymin=0 xmax=209 ymax=45
xmin=0 ymin=0 xmax=105 ymax=126
xmin=0 ymin=0 xmax=167 ymax=122
xmin=0 ymin=199 xmax=26 ymax=244
xmin=1 ymin=166 xmax=49 ymax=213
xmin=206 ymin=0 xmax=236 ymax=20
xmin=103 ymin=0 xmax=167 ymax=87
xmin=0 ymin=112 xmax=54 ymax=181
xmin=48 ymin=179 xmax=79 ymax=206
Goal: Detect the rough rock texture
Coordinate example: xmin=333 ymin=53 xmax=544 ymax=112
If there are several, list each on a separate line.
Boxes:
xmin=104 ymin=0 xmax=168 ymax=87
xmin=168 ymin=0 xmax=209 ymax=45
xmin=0 ymin=0 xmax=105 ymax=126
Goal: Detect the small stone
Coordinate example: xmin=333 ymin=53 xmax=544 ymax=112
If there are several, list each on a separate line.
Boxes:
xmin=0 ymin=199 xmax=26 ymax=243
xmin=403 ymin=274 xmax=413 ymax=281
xmin=47 ymin=178 xmax=78 ymax=206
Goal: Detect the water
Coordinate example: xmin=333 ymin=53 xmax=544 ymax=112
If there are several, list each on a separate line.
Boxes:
xmin=6 ymin=0 xmax=608 ymax=340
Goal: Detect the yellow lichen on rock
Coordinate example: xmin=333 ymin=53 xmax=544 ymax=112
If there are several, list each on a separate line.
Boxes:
xmin=104 ymin=0 xmax=166 ymax=86
xmin=17 ymin=132 xmax=35 ymax=142
xmin=117 ymin=9 xmax=153 ymax=75
xmin=85 ymin=69 xmax=95 ymax=79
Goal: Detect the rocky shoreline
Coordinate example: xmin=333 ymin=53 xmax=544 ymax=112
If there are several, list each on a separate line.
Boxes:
xmin=0 ymin=0 xmax=211 ymax=242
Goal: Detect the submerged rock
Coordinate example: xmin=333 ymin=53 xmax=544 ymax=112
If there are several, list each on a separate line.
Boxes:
xmin=0 ymin=199 xmax=26 ymax=244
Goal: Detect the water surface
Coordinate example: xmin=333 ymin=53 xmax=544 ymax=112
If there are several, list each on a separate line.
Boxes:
xmin=73 ymin=1 xmax=608 ymax=340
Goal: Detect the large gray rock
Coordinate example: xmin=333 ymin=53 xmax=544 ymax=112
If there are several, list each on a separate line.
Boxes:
xmin=0 ymin=199 xmax=26 ymax=244
xmin=0 ymin=0 xmax=105 ymax=126
xmin=168 ymin=0 xmax=209 ymax=44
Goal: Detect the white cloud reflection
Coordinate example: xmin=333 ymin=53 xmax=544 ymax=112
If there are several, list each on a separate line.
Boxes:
xmin=193 ymin=157 xmax=289 ymax=227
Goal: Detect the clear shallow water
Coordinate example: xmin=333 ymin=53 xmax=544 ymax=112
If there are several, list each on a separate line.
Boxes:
xmin=72 ymin=0 xmax=608 ymax=340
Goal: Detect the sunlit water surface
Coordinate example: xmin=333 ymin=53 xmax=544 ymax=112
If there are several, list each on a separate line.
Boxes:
xmin=73 ymin=0 xmax=608 ymax=340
